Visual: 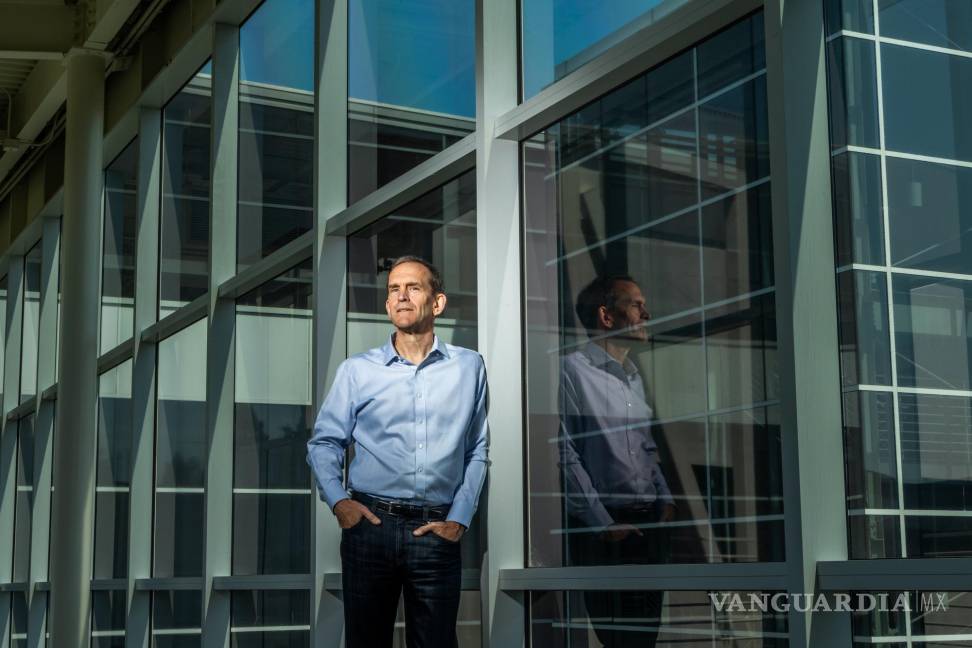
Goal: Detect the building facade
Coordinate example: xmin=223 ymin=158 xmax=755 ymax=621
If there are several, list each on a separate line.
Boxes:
xmin=0 ymin=0 xmax=970 ymax=646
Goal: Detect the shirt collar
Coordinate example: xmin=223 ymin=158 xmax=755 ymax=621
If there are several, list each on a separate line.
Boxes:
xmin=582 ymin=340 xmax=638 ymax=378
xmin=382 ymin=332 xmax=450 ymax=365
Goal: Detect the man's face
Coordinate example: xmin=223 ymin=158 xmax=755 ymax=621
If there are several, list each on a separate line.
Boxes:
xmin=601 ymin=280 xmax=650 ymax=343
xmin=385 ymin=261 xmax=445 ymax=333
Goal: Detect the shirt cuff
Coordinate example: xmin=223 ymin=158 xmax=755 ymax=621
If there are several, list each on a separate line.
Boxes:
xmin=322 ymin=480 xmax=351 ymax=512
xmin=446 ymin=500 xmax=474 ymax=529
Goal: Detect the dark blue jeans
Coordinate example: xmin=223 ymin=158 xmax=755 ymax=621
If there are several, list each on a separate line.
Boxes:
xmin=341 ymin=508 xmax=462 ymax=648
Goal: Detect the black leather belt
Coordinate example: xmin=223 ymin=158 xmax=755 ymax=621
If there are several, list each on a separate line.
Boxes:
xmin=352 ymin=491 xmax=450 ymax=520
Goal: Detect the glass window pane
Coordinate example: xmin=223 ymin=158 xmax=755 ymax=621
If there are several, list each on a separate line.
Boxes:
xmin=10 ymin=591 xmax=27 ymax=648
xmin=847 ymin=513 xmax=900 ymax=559
xmin=843 ymin=390 xmax=898 ymax=512
xmin=152 ymin=591 xmax=201 ymax=648
xmin=20 ymin=243 xmax=42 ymax=402
xmin=521 ymin=0 xmax=684 ymax=99
xmin=832 ymin=152 xmax=884 ymax=267
xmin=697 ymin=75 xmax=770 ymax=200
xmin=233 ymin=261 xmax=313 ymax=575
xmin=878 ymin=0 xmax=972 ymax=52
xmin=12 ymin=415 xmax=35 ymax=582
xmin=95 ymin=360 xmax=133 ymax=579
xmin=826 ymin=37 xmax=880 ymax=151
xmin=530 ymin=590 xmax=788 ymax=647
xmin=901 ymin=393 xmax=972 ymax=512
xmin=102 ymin=140 xmax=137 ymax=353
xmin=824 ymin=0 xmax=874 ymax=35
xmin=882 ymin=45 xmax=972 ymax=162
xmin=91 ymin=590 xmax=127 ymax=648
xmin=887 ymin=157 xmax=972 ymax=275
xmin=160 ymin=63 xmax=211 ymax=318
xmin=348 ymin=171 xmax=477 ymax=353
xmin=230 ymin=590 xmax=309 ymax=648
xmin=852 ymin=591 xmax=972 ymax=643
xmin=696 ymin=12 xmax=765 ymax=98
xmin=893 ymin=274 xmax=972 ymax=391
xmin=238 ymin=0 xmax=314 ymax=269
xmin=523 ymin=13 xmax=780 ymax=568
xmin=837 ymin=270 xmax=892 ymax=388
xmin=348 ymin=0 xmax=474 ymax=203
xmin=154 ymin=318 xmax=207 ymax=577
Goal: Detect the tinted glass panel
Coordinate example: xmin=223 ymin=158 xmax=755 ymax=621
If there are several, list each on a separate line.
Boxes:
xmin=882 ymin=45 xmax=972 ymax=162
xmin=161 ymin=64 xmax=211 ymax=317
xmin=154 ymin=318 xmax=207 ymax=577
xmin=837 ymin=270 xmax=892 ymax=388
xmin=95 ymin=360 xmax=133 ymax=579
xmin=348 ymin=171 xmax=477 ymax=352
xmin=230 ymin=590 xmax=309 ymax=648
xmin=893 ymin=274 xmax=972 ymax=391
xmin=348 ymin=0 xmax=474 ymax=203
xmin=91 ymin=590 xmax=127 ymax=648
xmin=20 ymin=243 xmax=41 ymax=402
xmin=832 ymin=152 xmax=884 ymax=267
xmin=887 ymin=157 xmax=972 ymax=275
xmin=12 ymin=415 xmax=35 ymax=582
xmin=825 ymin=0 xmax=874 ymax=35
xmin=153 ymin=591 xmax=201 ymax=648
xmin=521 ymin=0 xmax=695 ymax=99
xmin=102 ymin=140 xmax=137 ymax=353
xmin=878 ymin=0 xmax=972 ymax=52
xmin=233 ymin=261 xmax=313 ymax=575
xmin=238 ymin=0 xmax=314 ymax=269
xmin=523 ymin=14 xmax=780 ymax=568
xmin=826 ymin=37 xmax=880 ymax=150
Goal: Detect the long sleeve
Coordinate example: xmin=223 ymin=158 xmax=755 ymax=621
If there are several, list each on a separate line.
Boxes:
xmin=559 ymin=370 xmax=614 ymax=529
xmin=446 ymin=357 xmax=490 ymax=528
xmin=306 ymin=360 xmax=357 ymax=510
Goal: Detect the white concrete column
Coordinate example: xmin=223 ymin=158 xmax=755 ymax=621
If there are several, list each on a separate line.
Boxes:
xmin=49 ymin=48 xmax=106 ymax=648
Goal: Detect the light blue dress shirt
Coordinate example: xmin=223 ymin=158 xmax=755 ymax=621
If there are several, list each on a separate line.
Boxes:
xmin=560 ymin=342 xmax=673 ymax=528
xmin=306 ymin=334 xmax=489 ymax=528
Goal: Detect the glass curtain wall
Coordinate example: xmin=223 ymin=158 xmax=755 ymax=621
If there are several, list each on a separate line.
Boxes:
xmin=233 ymin=260 xmax=313 ymax=576
xmin=346 ymin=171 xmax=481 ymax=647
xmin=523 ymin=12 xmax=778 ymax=585
xmin=102 ymin=140 xmax=138 ymax=353
xmin=153 ymin=318 xmax=208 ymax=578
xmin=347 ymin=0 xmax=475 ymax=204
xmin=160 ymin=63 xmax=212 ymax=318
xmin=826 ymin=0 xmax=972 ymax=562
xmin=238 ymin=0 xmax=314 ymax=270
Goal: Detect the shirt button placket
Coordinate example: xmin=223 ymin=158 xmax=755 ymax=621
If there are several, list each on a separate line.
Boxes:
xmin=416 ymin=372 xmax=427 ymax=500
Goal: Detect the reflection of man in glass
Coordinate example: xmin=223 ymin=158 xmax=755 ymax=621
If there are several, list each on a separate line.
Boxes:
xmin=561 ymin=275 xmax=675 ymax=648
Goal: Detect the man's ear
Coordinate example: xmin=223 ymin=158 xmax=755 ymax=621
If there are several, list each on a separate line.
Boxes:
xmin=433 ymin=292 xmax=447 ymax=317
xmin=597 ymin=305 xmax=613 ymax=329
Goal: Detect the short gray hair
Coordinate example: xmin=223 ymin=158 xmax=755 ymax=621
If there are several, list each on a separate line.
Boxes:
xmin=387 ymin=255 xmax=444 ymax=294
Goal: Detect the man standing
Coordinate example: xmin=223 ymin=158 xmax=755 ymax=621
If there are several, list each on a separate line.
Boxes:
xmin=560 ymin=275 xmax=675 ymax=648
xmin=307 ymin=256 xmax=488 ymax=648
